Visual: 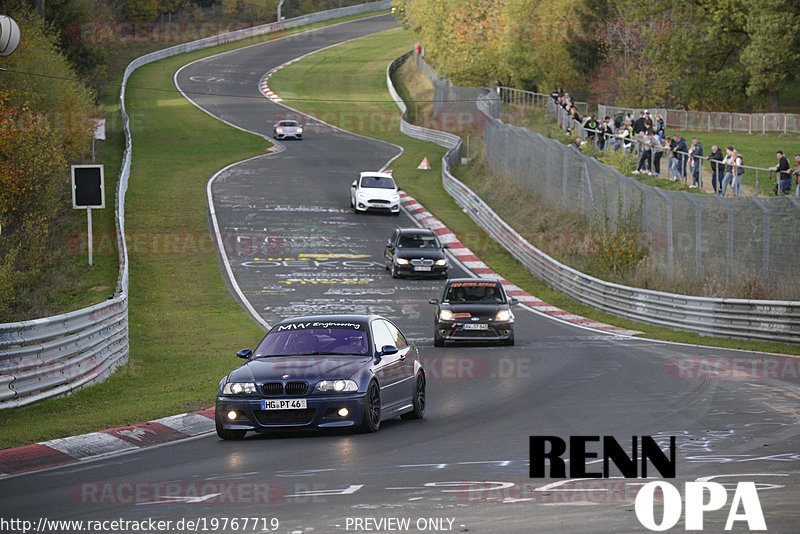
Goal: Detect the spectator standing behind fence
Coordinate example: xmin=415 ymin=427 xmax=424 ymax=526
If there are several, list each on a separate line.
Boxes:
xmin=708 ymin=145 xmax=724 ymax=194
xmin=650 ymin=132 xmax=663 ymax=176
xmin=731 ymin=150 xmax=744 ymax=197
xmin=768 ymin=151 xmax=792 ymax=195
xmin=633 ymin=112 xmax=646 ymax=135
xmin=583 ymin=116 xmax=599 ymax=143
xmin=670 ymin=135 xmax=688 ymax=183
xmin=599 ymin=117 xmax=614 ymax=151
xmin=688 ymin=138 xmax=703 ymax=188
xmin=720 ymin=146 xmax=735 ymax=196
xmin=794 ymin=154 xmax=800 ymax=197
xmin=643 ymin=111 xmax=654 ymax=134
xmin=655 ymin=114 xmax=665 ymax=140
xmin=633 ymin=132 xmax=652 ymax=175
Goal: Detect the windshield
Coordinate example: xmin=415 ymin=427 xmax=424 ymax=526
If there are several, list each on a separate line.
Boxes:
xmin=254 ymin=327 xmax=370 ymax=357
xmin=278 ymin=120 xmax=298 ymax=127
xmin=397 ymin=234 xmax=439 ymax=249
xmin=444 ymin=282 xmax=505 ymax=304
xmin=360 ymin=175 xmax=396 ymax=189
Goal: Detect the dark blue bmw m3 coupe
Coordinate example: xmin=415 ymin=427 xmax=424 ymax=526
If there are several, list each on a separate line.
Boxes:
xmin=215 ymin=315 xmax=425 ymax=439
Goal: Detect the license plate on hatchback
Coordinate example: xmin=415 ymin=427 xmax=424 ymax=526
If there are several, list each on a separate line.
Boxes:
xmin=261 ymin=399 xmax=307 ymax=410
xmin=462 ymin=323 xmax=488 ymax=330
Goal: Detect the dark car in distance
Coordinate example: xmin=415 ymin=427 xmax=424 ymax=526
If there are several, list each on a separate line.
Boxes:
xmin=384 ymin=227 xmax=449 ymax=279
xmin=215 ymin=315 xmax=425 ymax=439
xmin=429 ymin=278 xmax=519 ymax=346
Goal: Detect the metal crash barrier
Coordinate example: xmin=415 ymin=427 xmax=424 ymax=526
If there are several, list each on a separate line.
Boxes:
xmin=387 ymin=53 xmax=800 ymax=343
xmin=0 ymin=1 xmax=392 ymax=409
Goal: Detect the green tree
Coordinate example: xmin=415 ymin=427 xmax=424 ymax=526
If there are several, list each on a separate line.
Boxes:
xmin=1 ymin=9 xmax=96 ymax=159
xmin=740 ymin=0 xmax=800 ymax=108
xmin=0 ymin=91 xmax=70 ymax=313
xmin=125 ymin=0 xmax=161 ymax=21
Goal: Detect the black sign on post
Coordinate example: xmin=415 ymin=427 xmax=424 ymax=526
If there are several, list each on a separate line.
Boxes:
xmin=71 ymin=164 xmax=105 ymax=209
xmin=71 ymin=165 xmax=105 ymax=266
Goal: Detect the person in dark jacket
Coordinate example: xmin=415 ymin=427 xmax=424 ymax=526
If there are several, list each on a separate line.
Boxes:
xmin=769 ymin=151 xmax=792 ymax=194
xmin=670 ymin=135 xmax=688 ymax=182
xmin=633 ymin=112 xmax=646 ymax=135
xmin=643 ymin=111 xmax=654 ymax=134
xmin=689 ymin=138 xmax=703 ymax=188
xmin=707 ymin=145 xmax=724 ymax=193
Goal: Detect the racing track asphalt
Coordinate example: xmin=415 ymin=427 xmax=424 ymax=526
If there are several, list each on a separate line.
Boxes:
xmin=1 ymin=14 xmax=799 ymax=533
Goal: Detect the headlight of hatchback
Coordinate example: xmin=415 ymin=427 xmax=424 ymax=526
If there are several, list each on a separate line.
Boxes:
xmin=314 ymin=379 xmax=358 ymax=393
xmin=297 ymin=127 xmax=303 ymax=133
xmin=435 ymin=258 xmax=447 ymax=266
xmin=276 ymin=128 xmax=283 ymax=133
xmin=222 ymin=382 xmax=257 ymax=395
xmin=496 ymin=309 xmax=513 ymax=322
xmin=439 ymin=309 xmax=454 ymax=321
xmin=395 ymin=257 xmax=409 ymax=265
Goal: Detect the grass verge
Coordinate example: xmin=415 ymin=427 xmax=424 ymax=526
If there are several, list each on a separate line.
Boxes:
xmin=0 ymin=10 xmax=390 ymax=450
xmin=268 ymin=30 xmax=800 ymax=357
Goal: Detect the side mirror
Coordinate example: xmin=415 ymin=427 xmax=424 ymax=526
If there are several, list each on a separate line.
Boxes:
xmin=237 ymin=348 xmax=252 ymax=359
xmin=397 ymin=186 xmax=402 ymax=191
xmin=351 ymin=181 xmax=357 ymax=188
xmin=509 ymin=298 xmax=519 ymax=306
xmin=386 ymin=240 xmax=392 ymax=247
xmin=442 ymin=244 xmax=449 ymax=249
xmin=380 ymin=345 xmax=398 ymax=356
xmin=429 ymin=298 xmax=438 ymax=305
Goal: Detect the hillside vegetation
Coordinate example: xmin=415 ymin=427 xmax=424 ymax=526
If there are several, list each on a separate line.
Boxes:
xmin=393 ymin=0 xmax=800 ymax=112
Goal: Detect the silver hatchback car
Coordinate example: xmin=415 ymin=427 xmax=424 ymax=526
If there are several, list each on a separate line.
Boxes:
xmin=272 ymin=119 xmax=303 ymax=140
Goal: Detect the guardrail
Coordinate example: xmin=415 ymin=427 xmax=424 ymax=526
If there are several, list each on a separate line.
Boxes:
xmin=0 ymin=0 xmax=392 ymax=409
xmin=388 ymin=53 xmax=800 ymax=343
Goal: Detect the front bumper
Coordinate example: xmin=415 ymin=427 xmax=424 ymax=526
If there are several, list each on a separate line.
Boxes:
xmin=355 ymin=199 xmax=400 ymax=213
xmin=394 ymin=263 xmax=448 ymax=277
xmin=216 ymin=392 xmax=367 ymax=432
xmin=435 ymin=320 xmax=514 ymax=342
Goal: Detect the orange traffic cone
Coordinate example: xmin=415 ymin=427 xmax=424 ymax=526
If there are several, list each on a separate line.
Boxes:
xmin=417 ymin=157 xmax=432 ymax=170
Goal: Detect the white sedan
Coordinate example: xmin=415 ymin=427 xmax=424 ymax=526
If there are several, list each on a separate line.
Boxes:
xmin=350 ymin=172 xmax=401 ymax=215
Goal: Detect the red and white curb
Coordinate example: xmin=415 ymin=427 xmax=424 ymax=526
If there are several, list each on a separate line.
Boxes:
xmin=400 ymin=192 xmax=642 ymax=337
xmin=259 ymin=57 xmax=304 ymax=102
xmin=0 ymin=409 xmax=215 ymax=477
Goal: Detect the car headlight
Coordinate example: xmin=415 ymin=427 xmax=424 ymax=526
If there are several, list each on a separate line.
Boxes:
xmin=314 ymin=379 xmax=358 ymax=393
xmin=496 ymin=309 xmax=513 ymax=322
xmin=357 ymin=192 xmax=368 ymax=199
xmin=297 ymin=127 xmax=303 ymax=133
xmin=439 ymin=309 xmax=454 ymax=321
xmin=435 ymin=258 xmax=447 ymax=266
xmin=395 ymin=257 xmax=409 ymax=265
xmin=276 ymin=128 xmax=283 ymax=133
xmin=222 ymin=382 xmax=257 ymax=395
xmin=391 ymin=193 xmax=400 ymax=201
